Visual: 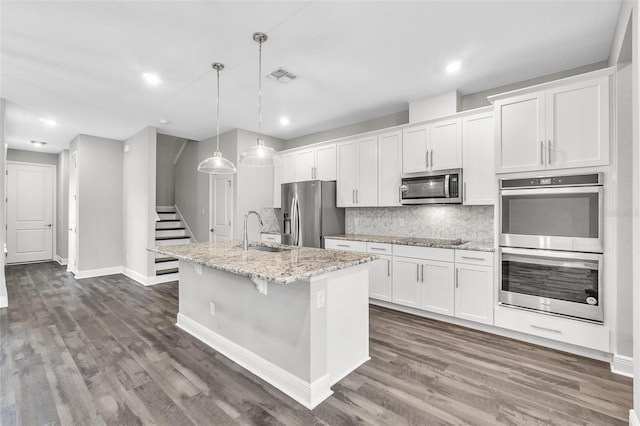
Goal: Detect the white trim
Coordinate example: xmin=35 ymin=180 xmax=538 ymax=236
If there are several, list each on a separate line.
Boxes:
xmin=174 ymin=204 xmax=197 ymax=243
xmin=173 ymin=139 xmax=188 ymax=165
xmin=122 ymin=267 xmax=179 ymax=286
xmin=0 ymin=295 xmax=7 ymax=309
xmin=155 ymin=205 xmax=175 ymax=212
xmin=631 ymin=410 xmax=640 ymax=426
xmin=55 ymin=255 xmax=68 ymax=266
xmin=611 ymin=354 xmax=634 ymax=378
xmin=74 ymin=266 xmax=123 ymax=279
xmin=176 ymin=313 xmax=333 ymax=409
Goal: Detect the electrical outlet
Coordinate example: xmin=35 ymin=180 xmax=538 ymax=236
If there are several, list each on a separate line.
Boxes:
xmin=354 ymin=218 xmax=359 ymax=226
xmin=399 ymin=218 xmax=405 ymax=227
xmin=317 ymin=290 xmax=325 ymax=309
xmin=209 ymin=302 xmax=215 ymax=317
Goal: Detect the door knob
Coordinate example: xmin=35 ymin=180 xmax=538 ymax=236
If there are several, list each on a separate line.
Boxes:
xmin=45 ymin=224 xmax=52 ymax=228
xmin=210 ymin=228 xmax=214 ymax=232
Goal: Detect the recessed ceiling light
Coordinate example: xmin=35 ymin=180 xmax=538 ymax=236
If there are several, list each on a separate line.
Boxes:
xmin=30 ymin=140 xmax=47 ymax=147
xmin=40 ymin=118 xmax=57 ymax=126
xmin=142 ymin=72 xmax=162 ymax=85
xmin=159 ymin=119 xmax=169 ymax=125
xmin=280 ymin=116 xmax=290 ymax=126
xmin=445 ymin=61 xmax=462 ymax=74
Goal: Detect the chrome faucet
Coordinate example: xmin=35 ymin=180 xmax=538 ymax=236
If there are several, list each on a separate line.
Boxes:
xmin=242 ymin=210 xmax=263 ymax=251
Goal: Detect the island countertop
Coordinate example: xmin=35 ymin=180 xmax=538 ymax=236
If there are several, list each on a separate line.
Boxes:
xmin=150 ymin=240 xmax=377 ymax=285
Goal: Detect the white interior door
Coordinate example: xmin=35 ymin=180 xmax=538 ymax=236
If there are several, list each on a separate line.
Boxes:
xmin=209 ymin=175 xmax=233 ymax=242
xmin=68 ymin=152 xmax=78 ymax=273
xmin=7 ymin=162 xmax=55 ymax=263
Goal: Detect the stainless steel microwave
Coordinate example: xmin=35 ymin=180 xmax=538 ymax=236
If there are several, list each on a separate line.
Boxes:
xmin=400 ymin=169 xmax=462 ymax=205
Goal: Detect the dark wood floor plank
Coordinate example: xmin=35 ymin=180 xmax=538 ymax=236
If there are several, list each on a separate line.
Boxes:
xmin=0 ymin=262 xmax=633 ymax=426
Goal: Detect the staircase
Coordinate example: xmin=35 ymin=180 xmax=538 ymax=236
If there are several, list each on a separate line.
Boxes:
xmin=154 ymin=206 xmax=192 ymax=277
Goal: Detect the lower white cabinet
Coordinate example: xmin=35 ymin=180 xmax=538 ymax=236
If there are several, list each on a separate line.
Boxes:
xmin=370 ymin=255 xmax=392 ymax=302
xmin=455 ymin=263 xmax=494 ymax=325
xmin=392 ymin=257 xmax=421 ymax=308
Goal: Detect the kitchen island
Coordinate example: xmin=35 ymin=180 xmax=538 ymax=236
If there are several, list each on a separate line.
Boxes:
xmin=151 ymin=240 xmax=376 ymax=409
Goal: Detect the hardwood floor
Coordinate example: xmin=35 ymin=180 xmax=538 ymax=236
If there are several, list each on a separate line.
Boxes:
xmin=0 ymin=262 xmax=632 ymax=425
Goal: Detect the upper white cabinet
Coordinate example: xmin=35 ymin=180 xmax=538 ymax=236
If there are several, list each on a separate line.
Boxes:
xmin=315 ymin=144 xmax=337 ymax=181
xmin=377 ymin=131 xmax=402 ymax=207
xmin=337 ymin=137 xmax=378 ymax=207
xmin=494 ymin=74 xmax=610 ymax=173
xmin=462 ymin=111 xmax=496 ymax=205
xmin=294 ymin=148 xmax=315 ymax=181
xmin=402 ymin=118 xmax=462 ymax=174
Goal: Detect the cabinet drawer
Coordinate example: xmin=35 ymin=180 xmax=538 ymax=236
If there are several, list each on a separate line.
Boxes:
xmin=494 ymin=305 xmax=610 ymax=352
xmin=324 ymin=239 xmax=368 ymax=253
xmin=261 ymin=233 xmax=282 ymax=244
xmin=393 ymin=244 xmax=454 ymax=262
xmin=367 ymin=242 xmax=392 ymax=255
xmin=455 ymin=250 xmax=493 ymax=266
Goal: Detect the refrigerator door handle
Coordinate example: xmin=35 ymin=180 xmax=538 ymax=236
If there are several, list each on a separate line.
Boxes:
xmin=295 ymin=197 xmax=302 ymax=246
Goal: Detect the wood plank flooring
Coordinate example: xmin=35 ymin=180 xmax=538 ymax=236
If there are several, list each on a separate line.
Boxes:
xmin=0 ymin=262 xmax=632 ymax=425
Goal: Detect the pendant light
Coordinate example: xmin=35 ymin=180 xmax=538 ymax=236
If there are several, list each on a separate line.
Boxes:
xmin=198 ymin=63 xmax=237 ymax=174
xmin=239 ymin=32 xmax=281 ymax=167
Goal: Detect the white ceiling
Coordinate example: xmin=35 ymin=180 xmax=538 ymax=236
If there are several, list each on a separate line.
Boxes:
xmin=1 ymin=0 xmax=622 ymax=154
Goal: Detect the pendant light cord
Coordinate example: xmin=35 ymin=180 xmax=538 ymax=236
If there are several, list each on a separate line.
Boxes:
xmin=258 ymin=39 xmax=263 ymax=143
xmin=216 ymin=67 xmax=221 ymax=151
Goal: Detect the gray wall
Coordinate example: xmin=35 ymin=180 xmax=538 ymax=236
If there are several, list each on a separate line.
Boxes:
xmin=73 ymin=134 xmax=124 ymax=271
xmin=0 ymin=99 xmax=6 ymax=307
xmin=56 ymin=150 xmax=69 ymax=260
xmin=7 ymin=148 xmax=58 ymax=165
xmin=156 ymin=133 xmax=186 ymax=207
xmin=123 ymin=127 xmax=156 ymax=277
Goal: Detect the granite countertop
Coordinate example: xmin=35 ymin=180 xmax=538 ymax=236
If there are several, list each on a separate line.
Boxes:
xmin=150 ymin=240 xmax=377 ymax=285
xmin=325 ymin=234 xmax=495 ymax=252
xmin=261 ymin=230 xmax=281 ymax=235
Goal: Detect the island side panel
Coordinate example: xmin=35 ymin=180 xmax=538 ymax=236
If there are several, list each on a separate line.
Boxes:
xmin=324 ymin=263 xmax=370 ymax=385
xmin=177 ymin=261 xmax=313 ymax=382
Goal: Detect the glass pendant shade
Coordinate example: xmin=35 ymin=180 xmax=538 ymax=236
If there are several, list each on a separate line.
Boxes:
xmin=197 ymin=62 xmax=236 ymax=175
xmin=198 ymin=151 xmax=237 ymax=174
xmin=239 ymin=138 xmax=281 ymax=167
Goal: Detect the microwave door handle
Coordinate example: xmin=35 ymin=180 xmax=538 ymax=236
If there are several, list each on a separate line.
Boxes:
xmin=444 ymin=175 xmax=450 ymax=198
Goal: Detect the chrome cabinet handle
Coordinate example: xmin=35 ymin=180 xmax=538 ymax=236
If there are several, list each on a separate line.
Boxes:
xmin=540 ymin=141 xmax=544 ymax=165
xmin=547 ymin=140 xmax=552 ymax=165
xmin=356 ymin=189 xmax=358 ymax=204
xmin=530 ymin=324 xmax=562 ymax=334
xmin=421 ymin=264 xmax=424 ymax=282
xmin=463 ymin=182 xmax=466 ymax=203
xmin=430 ymin=149 xmax=434 ymax=168
xmin=311 ymin=166 xmax=314 ymax=179
xmin=425 ymin=151 xmax=429 ymax=169
xmin=370 ymin=247 xmax=386 ymax=251
xmin=387 ymin=259 xmax=390 ymax=277
xmin=461 ymin=256 xmax=484 ymax=261
xmin=416 ymin=264 xmax=420 ymax=281
xmin=455 ymin=268 xmax=459 ymax=288
xmin=337 ymin=244 xmax=350 ymax=248
xmin=352 ymin=189 xmax=355 ymax=204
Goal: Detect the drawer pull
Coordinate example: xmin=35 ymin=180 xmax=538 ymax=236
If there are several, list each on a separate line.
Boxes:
xmin=461 ymin=256 xmax=485 ymax=261
xmin=530 ymin=325 xmax=562 ymax=334
xmin=370 ymin=247 xmax=387 ymax=251
xmin=337 ymin=244 xmax=350 ymax=248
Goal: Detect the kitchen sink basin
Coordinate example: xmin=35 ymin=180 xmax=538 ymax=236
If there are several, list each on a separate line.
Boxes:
xmin=248 ymin=245 xmax=291 ymax=253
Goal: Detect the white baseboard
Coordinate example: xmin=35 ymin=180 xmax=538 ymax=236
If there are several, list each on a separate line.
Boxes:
xmin=630 ymin=410 xmax=640 ymax=426
xmin=55 ymin=255 xmax=68 ymax=266
xmin=176 ymin=313 xmax=332 ymax=409
xmin=74 ymin=266 xmax=123 ymax=279
xmin=0 ymin=295 xmax=7 ymax=308
xmin=0 ymin=270 xmax=6 ymax=308
xmin=611 ymin=354 xmax=634 ymax=378
xmin=122 ymin=268 xmax=179 ymax=286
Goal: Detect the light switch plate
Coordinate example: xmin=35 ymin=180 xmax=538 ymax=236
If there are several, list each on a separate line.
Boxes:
xmin=317 ymin=290 xmax=325 ymax=309
xmin=209 ymin=302 xmax=215 ymax=316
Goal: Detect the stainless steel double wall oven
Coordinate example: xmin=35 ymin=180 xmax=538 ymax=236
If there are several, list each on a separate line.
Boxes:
xmin=499 ymin=173 xmax=604 ymax=322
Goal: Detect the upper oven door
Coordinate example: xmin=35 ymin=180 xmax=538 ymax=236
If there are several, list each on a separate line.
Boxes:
xmin=500 ymin=186 xmax=603 ymax=252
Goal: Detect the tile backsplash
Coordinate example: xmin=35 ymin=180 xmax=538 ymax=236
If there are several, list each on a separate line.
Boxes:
xmin=260 ymin=205 xmax=495 ymax=243
xmin=346 ymin=205 xmax=495 ymax=242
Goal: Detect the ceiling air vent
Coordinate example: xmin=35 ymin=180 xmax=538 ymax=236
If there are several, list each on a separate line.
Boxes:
xmin=266 ymin=68 xmax=298 ymax=84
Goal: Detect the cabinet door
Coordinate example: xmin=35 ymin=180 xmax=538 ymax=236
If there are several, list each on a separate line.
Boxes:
xmin=370 ymin=255 xmax=392 ymax=302
xmin=336 ymin=141 xmax=358 ymax=207
xmin=495 ymin=92 xmax=546 ymax=173
xmin=419 ymin=260 xmax=455 ymax=316
xmin=430 ymin=118 xmax=462 ymax=171
xmin=315 ymin=144 xmax=337 ymax=181
xmin=455 ymin=264 xmax=494 ymax=325
xmin=356 ymin=137 xmax=378 ymax=206
xmin=295 ymin=149 xmax=315 ymax=181
xmin=545 ymin=76 xmax=609 ymax=170
xmin=281 ymin=153 xmax=296 ymax=183
xmin=462 ymin=112 xmax=495 ymax=205
xmin=392 ymin=257 xmax=421 ymax=308
xmin=377 ymin=131 xmax=402 ymax=207
xmin=402 ymin=125 xmax=429 ymax=173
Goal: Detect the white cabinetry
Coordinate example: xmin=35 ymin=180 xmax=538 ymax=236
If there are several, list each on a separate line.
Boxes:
xmin=367 ymin=243 xmax=393 ymax=302
xmin=377 ymin=131 xmax=402 ymax=207
xmin=261 ymin=233 xmax=282 ymax=244
xmin=462 ymin=111 xmax=495 ymax=205
xmin=294 ymin=148 xmax=315 ymax=181
xmin=337 ymin=137 xmax=378 ymax=207
xmin=454 ymin=250 xmax=494 ymax=325
xmin=315 ymin=144 xmax=337 ymax=181
xmin=402 ymin=118 xmax=462 ymax=174
xmin=494 ymin=73 xmax=610 ymax=173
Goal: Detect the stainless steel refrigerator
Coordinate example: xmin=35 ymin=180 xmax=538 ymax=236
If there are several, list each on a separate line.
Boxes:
xmin=281 ymin=180 xmax=345 ymax=248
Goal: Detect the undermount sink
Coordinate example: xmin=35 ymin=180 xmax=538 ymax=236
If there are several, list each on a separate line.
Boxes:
xmin=248 ymin=245 xmax=291 ymax=253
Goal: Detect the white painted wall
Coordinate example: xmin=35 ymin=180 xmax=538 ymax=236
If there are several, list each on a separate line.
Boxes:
xmin=123 ymin=127 xmax=157 ymax=278
xmin=409 ymin=90 xmax=461 ymax=122
xmin=73 ymin=134 xmax=124 ymax=271
xmin=0 ymin=99 xmax=7 ymax=308
xmin=57 ymin=150 xmax=69 ymax=260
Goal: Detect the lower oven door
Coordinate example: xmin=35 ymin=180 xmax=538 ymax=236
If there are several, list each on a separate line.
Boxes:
xmin=499 ymin=247 xmax=603 ymax=322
